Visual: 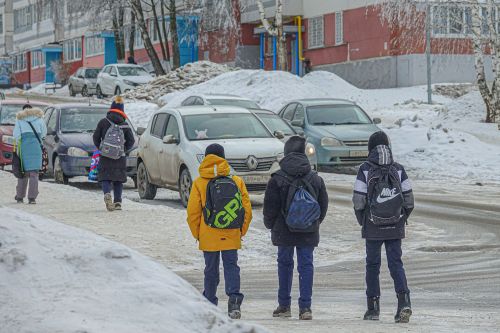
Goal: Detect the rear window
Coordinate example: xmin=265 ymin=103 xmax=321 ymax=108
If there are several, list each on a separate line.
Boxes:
xmin=85 ymin=69 xmax=100 ymax=78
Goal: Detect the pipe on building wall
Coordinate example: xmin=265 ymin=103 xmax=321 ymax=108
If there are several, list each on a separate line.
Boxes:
xmin=295 ymin=16 xmax=304 ymax=61
xmin=272 ymin=36 xmax=277 ymax=70
xmin=259 ymin=33 xmax=265 ymax=69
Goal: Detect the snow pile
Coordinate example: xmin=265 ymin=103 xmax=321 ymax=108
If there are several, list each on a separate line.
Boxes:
xmin=123 ymin=61 xmax=238 ymax=102
xmin=0 ymin=207 xmax=267 ymax=333
xmin=126 ymin=100 xmax=160 ymax=128
xmin=24 ymin=83 xmax=70 ymax=97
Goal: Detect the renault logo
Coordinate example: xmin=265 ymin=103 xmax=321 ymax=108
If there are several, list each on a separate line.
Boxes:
xmin=246 ymin=155 xmax=259 ymax=171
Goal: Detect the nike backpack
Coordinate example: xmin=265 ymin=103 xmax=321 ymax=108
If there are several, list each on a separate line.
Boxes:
xmin=100 ymin=119 xmax=127 ymax=160
xmin=279 ymin=171 xmax=321 ymax=233
xmin=203 ymin=176 xmax=245 ymax=229
xmin=366 ymin=163 xmax=404 ymax=225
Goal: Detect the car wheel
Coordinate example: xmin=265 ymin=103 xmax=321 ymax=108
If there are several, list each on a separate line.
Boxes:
xmin=69 ymin=85 xmax=76 ymax=97
xmin=96 ymin=85 xmax=105 ymax=99
xmin=115 ymin=86 xmax=121 ymax=96
xmin=137 ymin=162 xmax=157 ymax=200
xmin=82 ymin=85 xmax=88 ymax=97
xmin=179 ymin=168 xmax=192 ymax=208
xmin=53 ymin=156 xmax=69 ymax=185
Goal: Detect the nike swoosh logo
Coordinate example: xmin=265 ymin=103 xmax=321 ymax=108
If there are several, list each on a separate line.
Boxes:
xmin=376 ymin=194 xmax=398 ymax=203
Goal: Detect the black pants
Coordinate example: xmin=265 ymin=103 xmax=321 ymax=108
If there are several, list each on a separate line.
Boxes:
xmin=365 ymin=239 xmax=409 ymax=297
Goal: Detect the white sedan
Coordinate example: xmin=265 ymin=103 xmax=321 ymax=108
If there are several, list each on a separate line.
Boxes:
xmin=136 ymin=105 xmax=285 ymax=207
xmin=96 ymin=64 xmax=153 ymax=98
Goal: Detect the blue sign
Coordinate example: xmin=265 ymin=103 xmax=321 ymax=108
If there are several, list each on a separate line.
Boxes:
xmin=0 ymin=58 xmax=12 ymax=85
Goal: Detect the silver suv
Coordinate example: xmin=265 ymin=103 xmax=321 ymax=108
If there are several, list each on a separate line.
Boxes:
xmin=68 ymin=67 xmax=100 ymax=97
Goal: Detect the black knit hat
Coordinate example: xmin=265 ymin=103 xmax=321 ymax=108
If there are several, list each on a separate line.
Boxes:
xmin=205 ymin=143 xmax=225 ymax=159
xmin=22 ymin=104 xmax=32 ymax=110
xmin=284 ymin=135 xmax=306 ymax=156
xmin=368 ymin=131 xmax=390 ymax=152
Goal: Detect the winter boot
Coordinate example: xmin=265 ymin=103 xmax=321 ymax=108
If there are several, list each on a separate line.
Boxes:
xmin=395 ymin=292 xmax=412 ymax=323
xmin=364 ymin=297 xmax=380 ymax=320
xmin=104 ymin=193 xmax=115 ymax=211
xmin=28 ymin=199 xmax=36 ymax=205
xmin=272 ymin=306 xmax=291 ymax=318
xmin=299 ymin=308 xmax=313 ymax=320
xmin=114 ymin=202 xmax=122 ymax=211
xmin=15 ymin=196 xmax=23 ymax=203
xmin=228 ymin=296 xmax=243 ymax=319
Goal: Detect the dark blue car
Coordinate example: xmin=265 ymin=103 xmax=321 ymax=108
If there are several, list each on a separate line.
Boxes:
xmin=42 ymin=103 xmax=138 ymax=184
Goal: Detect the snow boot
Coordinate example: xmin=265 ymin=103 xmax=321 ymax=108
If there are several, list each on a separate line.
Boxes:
xmin=228 ymin=296 xmax=242 ymax=319
xmin=114 ymin=202 xmax=122 ymax=211
xmin=364 ymin=297 xmax=380 ymax=320
xmin=299 ymin=308 xmax=313 ymax=320
xmin=272 ymin=305 xmax=291 ymax=318
xmin=395 ymin=292 xmax=412 ymax=323
xmin=15 ymin=196 xmax=23 ymax=203
xmin=104 ymin=193 xmax=115 ymax=211
xmin=28 ymin=199 xmax=36 ymax=205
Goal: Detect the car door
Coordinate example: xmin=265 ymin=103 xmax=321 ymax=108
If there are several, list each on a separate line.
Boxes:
xmin=74 ymin=69 xmax=83 ymax=91
xmin=104 ymin=66 xmax=117 ymax=95
xmin=101 ymin=66 xmax=113 ymax=94
xmin=98 ymin=66 xmax=109 ymax=91
xmin=143 ymin=113 xmax=169 ymax=185
xmin=159 ymin=114 xmax=181 ymax=186
xmin=43 ymin=108 xmax=58 ymax=170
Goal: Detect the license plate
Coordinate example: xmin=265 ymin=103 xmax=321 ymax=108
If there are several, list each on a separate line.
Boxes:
xmin=241 ymin=175 xmax=270 ymax=184
xmin=350 ymin=150 xmax=368 ymax=157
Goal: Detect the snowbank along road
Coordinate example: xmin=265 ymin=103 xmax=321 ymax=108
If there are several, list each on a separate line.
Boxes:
xmin=0 ymin=172 xmax=498 ymax=333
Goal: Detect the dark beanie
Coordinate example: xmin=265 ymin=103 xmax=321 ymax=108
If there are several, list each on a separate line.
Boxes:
xmin=205 ymin=143 xmax=225 ymax=158
xmin=23 ymin=104 xmax=32 ymax=110
xmin=284 ymin=135 xmax=306 ymax=156
xmin=111 ymin=96 xmax=124 ymax=112
xmin=368 ymin=131 xmax=390 ymax=151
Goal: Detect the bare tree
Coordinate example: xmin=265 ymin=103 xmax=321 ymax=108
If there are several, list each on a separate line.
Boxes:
xmin=168 ymin=0 xmax=180 ymax=69
xmin=150 ymin=0 xmax=168 ymax=61
xmin=129 ymin=11 xmax=136 ymax=58
xmin=128 ymin=0 xmax=166 ymax=75
xmin=256 ymin=0 xmax=286 ymax=70
xmin=160 ymin=0 xmax=171 ymax=63
xmin=112 ymin=6 xmax=126 ymax=61
xmin=379 ymin=0 xmax=499 ymax=123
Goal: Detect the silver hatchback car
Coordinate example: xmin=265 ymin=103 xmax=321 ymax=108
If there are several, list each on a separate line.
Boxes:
xmin=136 ymin=105 xmax=285 ymax=207
xmin=68 ymin=67 xmax=101 ymax=97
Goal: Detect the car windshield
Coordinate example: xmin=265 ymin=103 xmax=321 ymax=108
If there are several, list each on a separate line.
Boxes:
xmin=307 ymin=105 xmax=372 ymax=125
xmin=117 ymin=66 xmax=149 ymax=76
xmin=0 ymin=104 xmax=44 ymax=125
xmin=85 ymin=69 xmax=100 ymax=78
xmin=183 ymin=113 xmax=272 ymax=140
xmin=256 ymin=113 xmax=295 ymax=136
xmin=207 ymin=98 xmax=260 ymax=109
xmin=60 ymin=108 xmax=108 ymax=133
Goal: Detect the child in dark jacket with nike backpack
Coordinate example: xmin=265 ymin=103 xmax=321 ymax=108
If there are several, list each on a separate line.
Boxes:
xmin=352 ymin=131 xmax=415 ymax=323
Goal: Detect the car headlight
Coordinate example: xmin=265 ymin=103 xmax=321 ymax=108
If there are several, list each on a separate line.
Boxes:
xmin=321 ymin=137 xmax=343 ymax=147
xmin=1 ymin=135 xmax=15 ymax=146
xmin=67 ymin=147 xmax=89 ymax=157
xmin=306 ymin=143 xmax=316 ymax=156
xmin=196 ymin=154 xmax=205 ymax=163
xmin=277 ymin=152 xmax=285 ymax=162
xmin=123 ymin=80 xmax=138 ymax=86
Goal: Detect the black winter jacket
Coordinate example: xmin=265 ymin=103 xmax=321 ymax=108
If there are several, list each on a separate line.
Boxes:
xmin=352 ymin=145 xmax=415 ymax=240
xmin=93 ymin=111 xmax=135 ymax=183
xmin=263 ymin=153 xmax=329 ymax=247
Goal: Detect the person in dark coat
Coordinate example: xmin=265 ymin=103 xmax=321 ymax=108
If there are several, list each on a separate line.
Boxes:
xmin=93 ymin=96 xmax=135 ymax=211
xmin=127 ymin=56 xmax=137 ymax=65
xmin=263 ymin=136 xmax=329 ymax=320
xmin=352 ymin=131 xmax=414 ymax=323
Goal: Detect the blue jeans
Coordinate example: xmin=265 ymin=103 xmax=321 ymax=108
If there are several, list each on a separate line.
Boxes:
xmin=102 ymin=181 xmax=123 ymax=203
xmin=203 ymin=250 xmax=243 ymax=306
xmin=277 ymin=246 xmax=314 ymax=309
xmin=365 ymin=239 xmax=410 ymax=297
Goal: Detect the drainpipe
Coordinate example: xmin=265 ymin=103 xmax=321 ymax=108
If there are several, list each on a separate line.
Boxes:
xmin=260 ymin=33 xmax=265 ymax=69
xmin=272 ymin=35 xmax=277 ymax=70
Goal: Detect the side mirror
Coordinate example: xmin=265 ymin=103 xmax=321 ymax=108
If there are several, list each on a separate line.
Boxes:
xmin=291 ymin=119 xmax=305 ymax=128
xmin=373 ymin=118 xmax=382 ymax=124
xmin=274 ymin=130 xmax=285 ymax=140
xmin=162 ymin=134 xmax=178 ymax=144
xmin=136 ymin=127 xmax=146 ymax=136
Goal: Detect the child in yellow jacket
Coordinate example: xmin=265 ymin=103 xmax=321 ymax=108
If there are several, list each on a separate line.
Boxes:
xmin=187 ymin=144 xmax=252 ymax=319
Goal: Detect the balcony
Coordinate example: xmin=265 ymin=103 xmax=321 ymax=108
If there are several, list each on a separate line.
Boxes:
xmin=241 ymin=0 xmax=303 ymax=24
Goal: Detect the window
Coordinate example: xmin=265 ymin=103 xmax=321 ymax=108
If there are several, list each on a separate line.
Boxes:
xmin=293 ymin=104 xmax=305 ymax=121
xmin=44 ymin=108 xmax=53 ymax=125
xmin=335 ymin=12 xmax=343 ymax=45
xmin=135 ymin=26 xmax=144 ymax=48
xmin=31 ymin=51 xmax=45 ymax=69
xmin=14 ymin=5 xmax=33 ymax=32
xmin=110 ymin=66 xmax=117 ymax=76
xmin=148 ymin=19 xmax=159 ymax=42
xmin=181 ymin=97 xmax=195 ymax=106
xmin=165 ymin=116 xmax=180 ymax=141
xmin=432 ymin=4 xmax=500 ymax=36
xmin=308 ymin=16 xmax=324 ymax=48
xmin=282 ymin=104 xmax=297 ymax=121
xmin=449 ymin=6 xmax=464 ymax=34
xmin=0 ymin=14 xmax=3 ymax=34
xmin=151 ymin=114 xmax=168 ymax=138
xmin=64 ymin=39 xmax=82 ymax=62
xmin=432 ymin=6 xmax=448 ymax=35
xmin=47 ymin=109 xmax=58 ymax=133
xmin=12 ymin=53 xmax=27 ymax=72
xmin=85 ymin=35 xmax=104 ymax=57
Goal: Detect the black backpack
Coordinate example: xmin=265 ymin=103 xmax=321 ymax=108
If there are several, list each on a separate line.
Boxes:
xmin=277 ymin=171 xmax=321 ymax=233
xmin=203 ymin=176 xmax=245 ymax=229
xmin=366 ymin=162 xmax=404 ymax=226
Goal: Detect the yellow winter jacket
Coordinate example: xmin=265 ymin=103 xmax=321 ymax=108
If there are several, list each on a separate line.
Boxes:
xmin=187 ymin=154 xmax=252 ymax=252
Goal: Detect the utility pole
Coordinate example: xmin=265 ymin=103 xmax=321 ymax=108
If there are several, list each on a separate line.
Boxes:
xmin=426 ymin=0 xmax=432 ymax=104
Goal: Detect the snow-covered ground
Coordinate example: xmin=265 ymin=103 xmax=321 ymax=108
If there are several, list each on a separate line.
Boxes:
xmin=0 ymin=206 xmax=266 ymax=333
xmin=127 ymin=69 xmax=500 ymax=184
xmin=26 ymin=83 xmax=70 ymax=97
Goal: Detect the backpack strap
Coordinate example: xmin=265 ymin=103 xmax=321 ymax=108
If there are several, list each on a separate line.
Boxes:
xmin=26 ymin=121 xmax=43 ymax=148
